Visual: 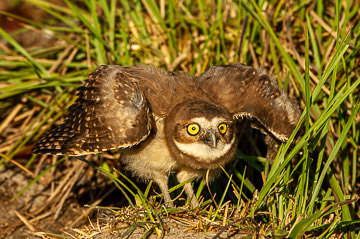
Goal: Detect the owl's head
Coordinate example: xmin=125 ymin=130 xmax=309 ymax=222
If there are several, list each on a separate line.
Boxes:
xmin=165 ymin=100 xmax=237 ymax=169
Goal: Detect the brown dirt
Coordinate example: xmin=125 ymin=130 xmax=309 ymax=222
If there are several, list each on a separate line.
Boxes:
xmin=0 ymin=165 xmax=83 ymax=238
xmin=0 ymin=161 xmax=258 ymax=239
xmin=0 ymin=156 xmax=114 ymax=239
xmin=72 ymin=213 xmax=250 ymax=239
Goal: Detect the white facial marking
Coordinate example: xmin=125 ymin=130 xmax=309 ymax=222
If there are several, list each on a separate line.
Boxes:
xmin=174 ymin=117 xmax=235 ymax=162
xmin=174 ymin=137 xmax=235 ymax=162
xmin=188 ymin=117 xmax=226 ymax=129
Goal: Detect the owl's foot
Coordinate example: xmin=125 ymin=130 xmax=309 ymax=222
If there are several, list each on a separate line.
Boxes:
xmin=152 ymin=175 xmax=175 ymax=208
xmin=164 ymin=200 xmax=174 ymax=208
xmin=176 ymin=170 xmax=201 ymax=208
xmin=189 ymin=196 xmax=200 ymax=208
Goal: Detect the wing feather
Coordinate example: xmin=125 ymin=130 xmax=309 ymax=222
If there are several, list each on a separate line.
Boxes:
xmin=33 ymin=65 xmax=153 ymax=155
xmin=198 ymin=64 xmax=301 ymax=141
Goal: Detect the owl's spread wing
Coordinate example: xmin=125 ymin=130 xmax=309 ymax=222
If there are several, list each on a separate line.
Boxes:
xmin=198 ymin=64 xmax=301 ymax=141
xmin=33 ymin=65 xmax=153 ymax=155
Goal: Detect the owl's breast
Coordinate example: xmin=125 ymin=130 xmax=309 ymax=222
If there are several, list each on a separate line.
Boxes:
xmin=121 ymin=118 xmax=178 ymax=179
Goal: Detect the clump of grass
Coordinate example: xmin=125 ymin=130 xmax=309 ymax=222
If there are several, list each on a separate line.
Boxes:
xmin=0 ymin=0 xmax=359 ymax=238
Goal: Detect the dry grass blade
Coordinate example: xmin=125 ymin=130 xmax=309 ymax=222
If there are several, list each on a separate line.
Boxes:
xmin=0 ymin=0 xmax=359 ymax=238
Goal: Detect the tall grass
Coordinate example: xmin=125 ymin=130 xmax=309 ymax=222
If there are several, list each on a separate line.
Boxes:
xmin=0 ymin=0 xmax=359 ymax=238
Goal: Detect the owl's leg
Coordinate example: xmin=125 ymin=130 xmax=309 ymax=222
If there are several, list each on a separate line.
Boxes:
xmin=176 ymin=170 xmax=200 ymax=208
xmin=153 ymin=175 xmax=174 ymax=207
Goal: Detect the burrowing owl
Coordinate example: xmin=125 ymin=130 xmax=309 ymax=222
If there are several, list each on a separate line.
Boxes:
xmin=33 ymin=64 xmax=301 ymax=207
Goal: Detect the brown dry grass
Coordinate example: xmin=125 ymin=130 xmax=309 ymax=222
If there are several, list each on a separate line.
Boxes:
xmin=0 ymin=0 xmax=359 ymax=238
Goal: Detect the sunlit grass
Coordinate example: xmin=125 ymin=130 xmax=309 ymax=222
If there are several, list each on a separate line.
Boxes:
xmin=0 ymin=0 xmax=359 ymax=238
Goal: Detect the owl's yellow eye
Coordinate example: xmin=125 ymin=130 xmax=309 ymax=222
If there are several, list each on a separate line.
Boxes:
xmin=218 ymin=123 xmax=227 ymax=134
xmin=187 ymin=123 xmax=200 ymax=136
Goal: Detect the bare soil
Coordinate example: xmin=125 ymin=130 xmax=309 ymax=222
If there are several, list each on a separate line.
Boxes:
xmin=0 ymin=165 xmax=86 ymax=238
xmin=0 ymin=162 xmax=255 ymax=239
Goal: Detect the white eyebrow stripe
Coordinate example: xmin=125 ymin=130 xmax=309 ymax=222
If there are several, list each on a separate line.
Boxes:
xmin=189 ymin=117 xmax=228 ymax=129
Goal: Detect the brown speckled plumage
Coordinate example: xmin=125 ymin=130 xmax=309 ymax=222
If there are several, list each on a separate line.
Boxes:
xmin=198 ymin=64 xmax=301 ymax=141
xmin=33 ymin=63 xmax=301 ymax=207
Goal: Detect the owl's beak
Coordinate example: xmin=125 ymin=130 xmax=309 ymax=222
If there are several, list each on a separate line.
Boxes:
xmin=204 ymin=131 xmax=217 ymax=148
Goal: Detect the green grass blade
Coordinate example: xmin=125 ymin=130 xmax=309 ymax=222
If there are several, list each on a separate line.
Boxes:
xmin=0 ymin=28 xmax=49 ymax=78
xmin=308 ymin=100 xmax=360 ymax=217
